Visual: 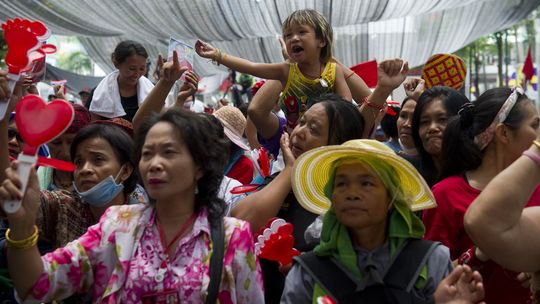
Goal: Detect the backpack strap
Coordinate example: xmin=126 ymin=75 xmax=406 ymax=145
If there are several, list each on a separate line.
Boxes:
xmin=206 ymin=217 xmax=224 ymax=304
xmin=383 ymin=239 xmax=440 ymax=292
xmin=294 ymin=252 xmax=359 ymax=302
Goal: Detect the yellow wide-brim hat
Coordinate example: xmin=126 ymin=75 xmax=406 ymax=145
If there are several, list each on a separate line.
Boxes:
xmin=292 ymin=139 xmax=436 ymax=215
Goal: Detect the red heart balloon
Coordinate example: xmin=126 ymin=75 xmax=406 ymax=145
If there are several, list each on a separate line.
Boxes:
xmin=15 ymin=95 xmax=74 ymax=148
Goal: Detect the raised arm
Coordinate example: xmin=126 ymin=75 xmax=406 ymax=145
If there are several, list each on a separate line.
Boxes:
xmin=333 ymin=65 xmax=352 ymax=101
xmin=247 ymin=80 xmax=282 ymax=140
xmin=464 ymin=142 xmax=540 ymax=272
xmin=360 ymin=59 xmax=408 ymax=138
xmin=195 ymin=40 xmax=289 ymax=85
xmin=170 ymin=72 xmax=199 ymax=109
xmin=332 ymin=57 xmax=371 ymax=102
xmin=132 ymin=51 xmax=187 ymax=131
xmin=0 ymin=163 xmax=44 ymax=299
xmin=231 ymin=133 xmax=294 ymax=233
xmin=0 ymin=73 xmax=25 ymax=182
xmin=0 ymin=69 xmax=11 ymax=183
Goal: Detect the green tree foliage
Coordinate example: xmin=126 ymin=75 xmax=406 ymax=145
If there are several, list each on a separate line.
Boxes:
xmin=57 ymin=50 xmax=92 ymax=75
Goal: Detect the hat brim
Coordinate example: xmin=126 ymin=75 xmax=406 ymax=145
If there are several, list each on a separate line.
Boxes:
xmin=292 ymin=142 xmax=436 ymax=215
xmin=224 ymin=127 xmax=250 ymax=150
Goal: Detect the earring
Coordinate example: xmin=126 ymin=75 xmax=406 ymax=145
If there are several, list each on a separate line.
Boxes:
xmin=194 ymin=184 xmax=199 ymax=195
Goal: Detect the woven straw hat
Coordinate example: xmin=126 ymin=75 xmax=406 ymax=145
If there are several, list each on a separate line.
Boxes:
xmin=292 ymin=139 xmax=436 ymax=215
xmin=213 ymin=106 xmax=249 ymax=150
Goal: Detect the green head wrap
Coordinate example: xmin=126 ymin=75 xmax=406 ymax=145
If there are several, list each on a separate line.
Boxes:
xmin=314 ymin=156 xmax=425 ymax=277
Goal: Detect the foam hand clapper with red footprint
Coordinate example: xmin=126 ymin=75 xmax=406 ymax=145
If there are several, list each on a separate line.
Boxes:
xmin=0 ymin=18 xmax=56 ymax=121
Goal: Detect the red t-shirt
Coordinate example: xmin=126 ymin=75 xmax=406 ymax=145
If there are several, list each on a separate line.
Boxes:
xmin=226 ymin=155 xmax=254 ymax=185
xmin=423 ymin=175 xmax=540 ymax=304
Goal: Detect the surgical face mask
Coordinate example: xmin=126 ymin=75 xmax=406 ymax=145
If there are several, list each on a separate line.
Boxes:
xmin=74 ymin=166 xmax=125 ymax=207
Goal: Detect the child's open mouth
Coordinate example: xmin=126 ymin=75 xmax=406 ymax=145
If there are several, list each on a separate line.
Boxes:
xmin=291 ymin=45 xmax=304 ymax=55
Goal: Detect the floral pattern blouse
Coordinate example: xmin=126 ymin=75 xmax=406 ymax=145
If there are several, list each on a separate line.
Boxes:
xmin=22 ymin=204 xmax=264 ymax=303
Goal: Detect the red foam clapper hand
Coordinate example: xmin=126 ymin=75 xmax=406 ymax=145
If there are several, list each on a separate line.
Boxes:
xmin=2 ymin=18 xmax=50 ymax=75
xmin=255 ymin=218 xmax=300 ymax=266
xmin=0 ymin=18 xmax=54 ymax=121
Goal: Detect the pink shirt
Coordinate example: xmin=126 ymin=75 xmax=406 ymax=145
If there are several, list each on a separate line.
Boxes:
xmin=24 ymin=204 xmax=264 ymax=303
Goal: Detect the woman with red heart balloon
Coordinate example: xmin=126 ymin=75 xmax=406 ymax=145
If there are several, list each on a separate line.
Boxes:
xmin=0 ymin=109 xmax=264 ymax=303
xmin=0 ymin=117 xmax=145 ymax=302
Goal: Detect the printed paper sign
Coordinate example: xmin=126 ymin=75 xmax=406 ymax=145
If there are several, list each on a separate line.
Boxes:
xmin=167 ymin=37 xmax=194 ymax=81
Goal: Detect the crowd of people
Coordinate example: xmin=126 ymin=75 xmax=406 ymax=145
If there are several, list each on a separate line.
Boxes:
xmin=0 ymin=8 xmax=538 ymax=304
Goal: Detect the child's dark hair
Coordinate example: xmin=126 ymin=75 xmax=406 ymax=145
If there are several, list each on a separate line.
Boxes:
xmin=111 ymin=40 xmax=148 ymax=65
xmin=439 ymin=87 xmax=532 ymax=180
xmin=282 ymin=9 xmax=333 ymax=63
xmin=133 ymin=109 xmax=229 ymax=227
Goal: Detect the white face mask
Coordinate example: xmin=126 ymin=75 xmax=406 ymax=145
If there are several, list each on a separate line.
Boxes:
xmin=73 ymin=166 xmax=125 ymax=207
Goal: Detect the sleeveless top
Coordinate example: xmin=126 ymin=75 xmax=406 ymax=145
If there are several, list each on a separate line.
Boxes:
xmin=278 ymin=62 xmax=337 ymax=130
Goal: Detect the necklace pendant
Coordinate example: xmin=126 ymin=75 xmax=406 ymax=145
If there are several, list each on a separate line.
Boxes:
xmin=319 ymin=78 xmax=328 ymax=88
xmin=155 ymin=267 xmax=166 ymax=283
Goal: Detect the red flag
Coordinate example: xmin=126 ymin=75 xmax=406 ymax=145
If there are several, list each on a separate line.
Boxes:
xmin=350 ymin=60 xmax=378 ymax=88
xmin=523 ymin=46 xmax=535 ymax=81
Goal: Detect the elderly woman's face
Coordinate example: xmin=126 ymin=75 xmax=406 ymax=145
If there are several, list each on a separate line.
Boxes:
xmin=289 ymin=103 xmax=330 ymax=158
xmin=331 ymin=162 xmax=390 ymax=231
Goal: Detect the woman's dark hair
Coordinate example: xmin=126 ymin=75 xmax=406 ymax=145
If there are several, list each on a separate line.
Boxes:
xmin=439 ymin=87 xmax=532 ymax=179
xmin=70 ymin=124 xmax=137 ymax=195
xmin=401 ymin=96 xmax=416 ymax=109
xmin=380 ymin=106 xmax=400 ymax=139
xmin=111 ymin=40 xmax=148 ymax=65
xmin=134 ymin=109 xmax=229 ymax=227
xmin=311 ymin=94 xmax=365 ymax=145
xmin=411 ymin=86 xmax=470 ymax=186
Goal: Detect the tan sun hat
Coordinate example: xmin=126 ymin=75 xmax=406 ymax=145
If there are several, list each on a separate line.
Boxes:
xmin=292 ymin=139 xmax=436 ymax=215
xmin=213 ymin=105 xmax=250 ymax=150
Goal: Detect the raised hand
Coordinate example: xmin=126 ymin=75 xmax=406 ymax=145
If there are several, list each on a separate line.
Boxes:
xmin=152 ymin=54 xmax=164 ymax=81
xmin=377 ymin=58 xmax=409 ymax=91
xmin=53 ymin=84 xmax=66 ymax=100
xmin=280 ymin=133 xmax=295 ymax=168
xmin=403 ymin=78 xmax=426 ymax=101
xmin=176 ymin=71 xmax=199 ymax=104
xmin=195 ymin=40 xmax=218 ymax=60
xmin=160 ymin=50 xmax=188 ymax=83
xmin=0 ymin=69 xmax=9 ymax=101
xmin=278 ymin=36 xmax=290 ymax=61
xmin=0 ymin=162 xmax=41 ymax=230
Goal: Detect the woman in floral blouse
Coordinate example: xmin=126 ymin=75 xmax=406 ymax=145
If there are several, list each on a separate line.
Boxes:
xmin=0 ymin=109 xmax=264 ymax=303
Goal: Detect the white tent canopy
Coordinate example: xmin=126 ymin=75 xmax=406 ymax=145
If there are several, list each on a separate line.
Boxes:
xmin=1 ymin=0 xmax=538 ymax=77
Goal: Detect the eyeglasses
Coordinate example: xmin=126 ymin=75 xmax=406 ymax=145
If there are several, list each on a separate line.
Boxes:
xmin=7 ymin=128 xmax=23 ymax=142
